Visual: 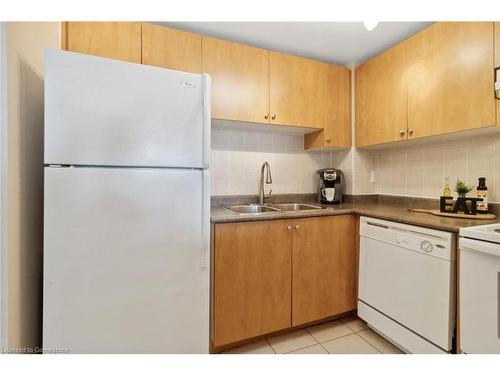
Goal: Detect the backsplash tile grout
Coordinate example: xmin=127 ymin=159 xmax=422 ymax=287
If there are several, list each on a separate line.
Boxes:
xmin=212 ymin=125 xmax=500 ymax=203
xmin=340 ymin=132 xmax=500 ymax=203
xmin=211 ymin=126 xmax=330 ymax=196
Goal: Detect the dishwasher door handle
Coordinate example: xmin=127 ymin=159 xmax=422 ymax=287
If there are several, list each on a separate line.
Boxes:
xmin=366 ymin=221 xmax=389 ymax=229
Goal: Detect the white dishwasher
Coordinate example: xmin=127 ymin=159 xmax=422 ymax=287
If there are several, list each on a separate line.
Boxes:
xmin=358 ymin=216 xmax=455 ymax=354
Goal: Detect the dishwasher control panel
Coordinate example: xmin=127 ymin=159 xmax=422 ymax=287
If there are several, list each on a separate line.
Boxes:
xmin=360 ymin=216 xmax=454 ymax=261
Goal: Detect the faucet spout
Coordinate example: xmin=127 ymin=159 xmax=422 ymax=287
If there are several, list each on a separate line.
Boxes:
xmin=259 ymin=162 xmax=273 ymax=205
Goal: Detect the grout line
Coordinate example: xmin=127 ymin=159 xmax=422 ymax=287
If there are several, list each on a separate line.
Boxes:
xmin=284 ymin=341 xmax=322 ymax=354
xmin=319 ymin=331 xmax=357 ymax=347
xmin=318 ymin=342 xmax=329 ymax=353
xmin=356 ymin=331 xmax=383 ymax=354
xmin=304 ymin=327 xmax=321 ymax=345
xmin=340 ymin=319 xmax=356 ymax=334
xmin=264 ymin=337 xmax=277 ymax=354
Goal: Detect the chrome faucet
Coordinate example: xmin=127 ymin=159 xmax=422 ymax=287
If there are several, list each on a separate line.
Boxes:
xmin=259 ymin=161 xmax=272 ymax=205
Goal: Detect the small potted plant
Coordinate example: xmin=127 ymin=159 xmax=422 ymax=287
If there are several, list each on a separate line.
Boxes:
xmin=451 ymin=179 xmax=476 ymax=214
xmin=453 ymin=180 xmax=473 ymax=198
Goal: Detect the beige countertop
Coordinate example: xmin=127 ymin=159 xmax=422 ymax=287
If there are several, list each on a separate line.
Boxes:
xmin=211 ymin=202 xmax=500 ymax=232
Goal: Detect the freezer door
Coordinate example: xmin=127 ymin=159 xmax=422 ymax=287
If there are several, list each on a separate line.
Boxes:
xmin=45 ymin=50 xmax=210 ymax=168
xmin=43 ymin=167 xmax=210 ymax=353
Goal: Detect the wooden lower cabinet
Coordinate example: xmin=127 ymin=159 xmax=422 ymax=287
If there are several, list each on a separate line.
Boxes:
xmin=213 ymin=215 xmax=356 ymax=349
xmin=213 ymin=220 xmax=292 ymax=348
xmin=292 ymin=215 xmax=357 ymax=326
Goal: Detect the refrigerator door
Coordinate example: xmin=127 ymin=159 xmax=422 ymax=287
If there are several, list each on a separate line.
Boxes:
xmin=45 ymin=49 xmax=210 ymax=169
xmin=43 ymin=166 xmax=210 ymax=353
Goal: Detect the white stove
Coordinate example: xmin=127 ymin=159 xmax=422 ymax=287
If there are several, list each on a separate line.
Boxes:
xmin=459 ymin=223 xmax=500 ymax=354
xmin=460 ymin=222 xmax=500 ymax=244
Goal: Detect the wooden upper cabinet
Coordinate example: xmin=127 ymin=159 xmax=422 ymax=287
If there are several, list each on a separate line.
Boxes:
xmin=63 ymin=22 xmax=141 ymax=63
xmin=270 ymin=51 xmax=327 ymax=128
xmin=355 ymin=41 xmax=408 ymax=147
xmin=202 ymin=37 xmax=270 ymax=123
xmin=292 ymin=215 xmax=356 ymax=326
xmin=495 ymin=22 xmax=500 ymax=126
xmin=305 ymin=65 xmax=351 ymax=149
xmin=213 ymin=220 xmax=292 ymax=348
xmin=407 ymin=22 xmax=496 ymax=139
xmin=142 ymin=23 xmax=201 ymax=73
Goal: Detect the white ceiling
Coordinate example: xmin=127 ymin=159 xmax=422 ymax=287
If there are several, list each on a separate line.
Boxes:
xmin=156 ymin=22 xmax=433 ymax=66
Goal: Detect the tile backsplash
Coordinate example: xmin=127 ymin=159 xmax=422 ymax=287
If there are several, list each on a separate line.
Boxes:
xmin=211 ymin=125 xmax=330 ymax=196
xmin=211 ymin=122 xmax=500 ymax=201
xmin=333 ymin=131 xmax=500 ymax=203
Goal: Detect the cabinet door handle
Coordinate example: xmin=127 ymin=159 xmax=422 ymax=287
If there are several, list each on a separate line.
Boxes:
xmin=294 ymin=224 xmax=300 ymax=230
xmin=264 ymin=113 xmax=269 ymax=120
xmin=271 ymin=113 xmax=277 ymax=120
xmin=408 ymin=128 xmax=413 ymax=136
xmin=399 ymin=129 xmax=405 ymax=136
xmin=287 ymin=225 xmax=292 ymax=231
xmin=325 ymin=137 xmax=331 ymax=143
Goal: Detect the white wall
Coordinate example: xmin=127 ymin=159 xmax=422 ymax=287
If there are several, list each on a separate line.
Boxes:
xmin=0 ymin=21 xmax=7 ymax=350
xmin=211 ymin=125 xmax=330 ymax=196
xmin=4 ymin=22 xmax=59 ymax=351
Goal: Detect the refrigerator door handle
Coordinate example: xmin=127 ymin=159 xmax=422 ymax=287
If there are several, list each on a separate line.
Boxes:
xmin=201 ymin=169 xmax=210 ymax=269
xmin=202 ymin=74 xmax=212 ymax=169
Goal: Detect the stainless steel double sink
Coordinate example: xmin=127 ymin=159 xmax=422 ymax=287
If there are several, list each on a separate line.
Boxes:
xmin=224 ymin=203 xmax=325 ymax=215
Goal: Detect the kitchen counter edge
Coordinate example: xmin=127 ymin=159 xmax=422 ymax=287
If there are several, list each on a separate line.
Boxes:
xmin=211 ymin=203 xmax=500 ymax=232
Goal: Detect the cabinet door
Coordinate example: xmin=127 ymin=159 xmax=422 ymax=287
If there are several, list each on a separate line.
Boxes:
xmin=407 ymin=22 xmax=495 ymax=138
xmin=142 ymin=23 xmax=201 ymax=73
xmin=63 ymin=22 xmax=141 ymax=63
xmin=305 ymin=65 xmax=351 ymax=149
xmin=355 ymin=42 xmax=408 ymax=147
xmin=202 ymin=37 xmax=269 ymax=123
xmin=214 ymin=220 xmax=292 ymax=348
xmin=495 ymin=22 xmax=500 ymax=126
xmin=270 ymin=51 xmax=327 ymax=128
xmin=292 ymin=215 xmax=356 ymax=326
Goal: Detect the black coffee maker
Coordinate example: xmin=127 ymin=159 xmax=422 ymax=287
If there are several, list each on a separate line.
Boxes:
xmin=317 ymin=169 xmax=344 ymax=204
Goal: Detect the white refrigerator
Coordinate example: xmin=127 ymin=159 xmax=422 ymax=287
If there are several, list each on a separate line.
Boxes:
xmin=43 ymin=50 xmax=211 ymax=353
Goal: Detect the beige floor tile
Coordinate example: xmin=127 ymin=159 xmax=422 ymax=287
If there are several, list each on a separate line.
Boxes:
xmin=288 ymin=344 xmax=328 ymax=354
xmin=341 ymin=316 xmax=368 ymax=332
xmin=322 ymin=333 xmax=379 ymax=354
xmin=266 ymin=329 xmax=318 ymax=354
xmin=358 ymin=329 xmax=404 ymax=354
xmin=222 ymin=339 xmax=275 ymax=354
xmin=306 ymin=320 xmax=353 ymax=343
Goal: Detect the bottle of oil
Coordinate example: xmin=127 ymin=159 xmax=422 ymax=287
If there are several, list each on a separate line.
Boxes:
xmin=443 ymin=177 xmax=453 ymax=210
xmin=443 ymin=177 xmax=451 ymax=197
xmin=476 ymin=177 xmax=488 ymax=214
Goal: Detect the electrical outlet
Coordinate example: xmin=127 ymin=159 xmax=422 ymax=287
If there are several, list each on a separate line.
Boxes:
xmin=370 ymin=170 xmax=377 ymax=183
